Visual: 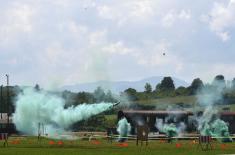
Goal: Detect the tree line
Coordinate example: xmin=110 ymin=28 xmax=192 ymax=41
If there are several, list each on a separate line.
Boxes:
xmin=123 ymin=75 xmax=235 ymax=101
xmin=1 ymin=75 xmax=235 ymax=114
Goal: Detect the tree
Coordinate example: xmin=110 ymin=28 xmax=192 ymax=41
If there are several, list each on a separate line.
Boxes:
xmin=214 ymin=75 xmax=225 ymax=81
xmin=188 ymin=78 xmax=204 ymax=94
xmin=34 ymin=84 xmax=40 ymax=91
xmin=175 ymin=86 xmax=188 ymax=96
xmin=159 ymin=77 xmax=175 ymax=91
xmin=77 ymin=92 xmax=94 ymax=104
xmin=144 ymin=83 xmax=152 ymax=93
xmin=94 ymin=86 xmax=106 ymax=102
xmin=124 ymin=88 xmax=138 ymax=101
xmin=213 ymin=75 xmax=226 ymax=89
xmin=232 ymin=78 xmax=235 ymax=90
xmin=155 ymin=83 xmax=161 ymax=92
xmin=124 ymin=88 xmax=137 ymax=94
xmin=105 ymin=90 xmax=116 ymax=102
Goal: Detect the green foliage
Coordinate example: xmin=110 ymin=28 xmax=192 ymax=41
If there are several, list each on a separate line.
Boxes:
xmin=72 ymin=114 xmax=107 ymax=131
xmin=124 ymin=88 xmax=138 ymax=101
xmin=158 ymin=77 xmax=175 ymax=91
xmin=232 ymin=78 xmax=235 ymax=90
xmin=175 ymin=86 xmax=189 ymax=96
xmin=155 ymin=83 xmax=161 ymax=92
xmin=104 ymin=90 xmax=117 ymax=102
xmin=213 ymin=75 xmax=226 ymax=89
xmin=94 ymin=86 xmax=106 ymax=102
xmin=34 ymin=84 xmax=40 ymax=91
xmin=144 ymin=83 xmax=152 ymax=93
xmin=76 ymin=92 xmax=95 ymax=104
xmin=188 ymin=78 xmax=204 ymax=95
xmin=105 ymin=114 xmax=117 ymax=127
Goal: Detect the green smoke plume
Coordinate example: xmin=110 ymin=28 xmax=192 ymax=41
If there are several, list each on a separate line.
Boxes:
xmin=117 ymin=118 xmax=131 ymax=140
xmin=155 ymin=119 xmax=185 ymax=138
xmin=197 ymin=79 xmax=232 ymax=142
xmin=13 ymin=88 xmax=114 ymax=138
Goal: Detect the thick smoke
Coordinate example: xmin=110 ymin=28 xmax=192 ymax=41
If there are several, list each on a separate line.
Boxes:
xmin=155 ymin=106 xmax=186 ymax=138
xmin=13 ymin=88 xmax=114 ymax=138
xmin=155 ymin=118 xmax=186 ymax=137
xmin=117 ymin=117 xmax=131 ymax=141
xmin=196 ymin=79 xmax=232 ymax=141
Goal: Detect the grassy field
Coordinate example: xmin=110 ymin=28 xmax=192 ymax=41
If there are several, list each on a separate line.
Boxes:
xmin=1 ymin=137 xmax=235 ymax=155
xmin=135 ymin=96 xmax=197 ymax=105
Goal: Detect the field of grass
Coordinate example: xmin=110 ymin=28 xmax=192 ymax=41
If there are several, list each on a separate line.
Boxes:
xmin=105 ymin=115 xmax=117 ymax=127
xmin=135 ymin=95 xmax=197 ymax=105
xmin=0 ymin=136 xmax=235 ymax=155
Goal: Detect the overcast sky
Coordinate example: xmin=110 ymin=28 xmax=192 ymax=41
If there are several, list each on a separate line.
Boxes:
xmin=0 ymin=0 xmax=235 ymax=88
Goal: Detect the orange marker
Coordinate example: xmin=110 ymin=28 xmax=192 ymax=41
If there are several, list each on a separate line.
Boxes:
xmin=117 ymin=143 xmax=128 ymax=147
xmin=176 ymin=143 xmax=182 ymax=148
xmin=49 ymin=141 xmax=55 ymax=145
xmin=91 ymin=140 xmax=101 ymax=145
xmin=220 ymin=144 xmax=226 ymax=150
xmin=57 ymin=141 xmax=64 ymax=145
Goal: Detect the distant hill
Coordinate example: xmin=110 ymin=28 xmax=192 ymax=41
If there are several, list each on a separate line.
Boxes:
xmin=61 ymin=76 xmax=189 ymax=93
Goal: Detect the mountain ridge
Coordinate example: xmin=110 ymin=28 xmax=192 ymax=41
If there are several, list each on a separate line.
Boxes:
xmin=61 ymin=76 xmax=189 ymax=93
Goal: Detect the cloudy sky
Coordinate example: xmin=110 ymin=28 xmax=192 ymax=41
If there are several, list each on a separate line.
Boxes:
xmin=0 ymin=0 xmax=235 ymax=87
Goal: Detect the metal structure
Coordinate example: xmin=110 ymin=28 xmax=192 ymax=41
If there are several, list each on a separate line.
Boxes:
xmin=197 ymin=136 xmax=213 ymax=151
xmin=38 ymin=122 xmax=46 ymax=141
xmin=0 ymin=133 xmax=8 ymax=147
xmin=136 ymin=125 xmax=149 ymax=146
xmin=107 ymin=127 xmax=118 ymax=143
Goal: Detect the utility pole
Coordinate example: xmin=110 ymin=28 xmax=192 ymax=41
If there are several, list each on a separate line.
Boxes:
xmin=5 ymin=74 xmax=9 ymax=134
xmin=0 ymin=85 xmax=2 ymax=119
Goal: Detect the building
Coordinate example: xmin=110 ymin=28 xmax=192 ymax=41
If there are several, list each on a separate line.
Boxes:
xmin=0 ymin=113 xmax=15 ymax=133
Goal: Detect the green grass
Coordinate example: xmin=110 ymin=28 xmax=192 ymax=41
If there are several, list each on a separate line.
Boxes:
xmin=0 ymin=137 xmax=235 ymax=155
xmin=105 ymin=115 xmax=117 ymax=127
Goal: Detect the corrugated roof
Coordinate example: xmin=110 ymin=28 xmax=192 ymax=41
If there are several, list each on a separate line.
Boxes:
xmin=220 ymin=112 xmax=235 ymax=115
xmin=123 ymin=110 xmax=193 ymax=115
xmin=122 ymin=110 xmax=235 ymax=116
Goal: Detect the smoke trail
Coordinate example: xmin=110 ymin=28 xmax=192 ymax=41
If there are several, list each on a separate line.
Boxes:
xmin=117 ymin=117 xmax=131 ymax=142
xmin=13 ymin=88 xmax=114 ymax=138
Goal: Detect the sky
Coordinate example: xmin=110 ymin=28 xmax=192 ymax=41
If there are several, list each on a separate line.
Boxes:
xmin=0 ymin=0 xmax=235 ymax=88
